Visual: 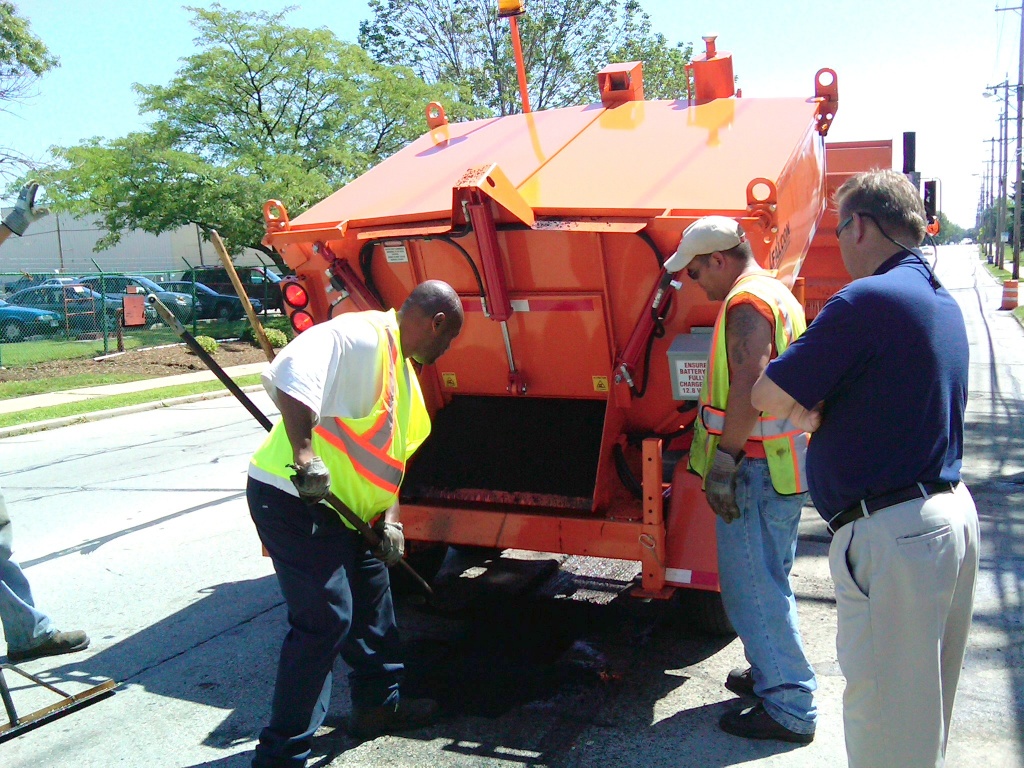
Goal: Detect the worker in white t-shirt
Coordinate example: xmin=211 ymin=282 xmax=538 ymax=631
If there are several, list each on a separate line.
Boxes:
xmin=246 ymin=280 xmax=463 ymax=767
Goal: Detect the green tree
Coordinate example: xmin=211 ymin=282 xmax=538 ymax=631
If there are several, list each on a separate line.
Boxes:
xmin=931 ymin=211 xmax=965 ymax=246
xmin=37 ymin=4 xmax=467 ymax=262
xmin=0 ymin=1 xmax=59 ymax=177
xmin=359 ymin=0 xmax=692 ymax=115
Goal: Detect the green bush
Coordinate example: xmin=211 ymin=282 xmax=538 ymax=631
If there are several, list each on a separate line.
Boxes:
xmin=241 ymin=323 xmax=291 ymax=348
xmin=265 ymin=328 xmax=289 ymax=348
xmin=194 ymin=335 xmax=220 ymax=355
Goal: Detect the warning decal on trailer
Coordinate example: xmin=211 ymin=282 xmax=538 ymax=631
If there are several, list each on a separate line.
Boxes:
xmin=674 ymin=360 xmax=707 ymax=399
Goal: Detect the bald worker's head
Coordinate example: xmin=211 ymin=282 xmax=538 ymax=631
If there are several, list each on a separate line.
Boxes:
xmin=397 ymin=280 xmax=464 ymax=365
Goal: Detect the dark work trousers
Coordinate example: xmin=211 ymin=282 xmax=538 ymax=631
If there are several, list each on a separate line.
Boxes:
xmin=248 ymin=478 xmax=403 ymax=768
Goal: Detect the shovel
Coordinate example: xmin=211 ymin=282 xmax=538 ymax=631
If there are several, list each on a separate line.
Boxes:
xmin=145 ymin=294 xmax=435 ymax=598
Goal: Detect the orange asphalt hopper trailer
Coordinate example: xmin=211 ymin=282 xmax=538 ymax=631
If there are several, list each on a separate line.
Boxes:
xmin=262 ymin=39 xmax=839 ymax=608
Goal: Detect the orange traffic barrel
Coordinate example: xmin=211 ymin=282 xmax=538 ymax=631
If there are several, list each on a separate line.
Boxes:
xmin=1001 ymin=280 xmax=1018 ymax=310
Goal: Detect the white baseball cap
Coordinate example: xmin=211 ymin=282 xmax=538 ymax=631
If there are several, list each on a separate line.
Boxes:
xmin=664 ymin=216 xmax=746 ymax=272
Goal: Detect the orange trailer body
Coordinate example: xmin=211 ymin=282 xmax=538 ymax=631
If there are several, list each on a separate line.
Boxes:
xmin=261 ymin=40 xmax=882 ymax=607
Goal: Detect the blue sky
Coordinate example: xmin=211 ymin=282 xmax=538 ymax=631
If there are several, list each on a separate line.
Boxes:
xmin=0 ymin=0 xmax=1010 ymax=227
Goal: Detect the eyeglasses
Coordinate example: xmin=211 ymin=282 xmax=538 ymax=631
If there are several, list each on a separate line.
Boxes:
xmin=835 ymin=214 xmax=855 ymax=239
xmin=686 ymin=254 xmax=710 ymax=280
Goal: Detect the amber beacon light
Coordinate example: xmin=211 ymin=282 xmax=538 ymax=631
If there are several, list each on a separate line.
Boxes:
xmin=497 ymin=0 xmax=525 ymax=17
xmin=497 ymin=0 xmax=530 ymax=112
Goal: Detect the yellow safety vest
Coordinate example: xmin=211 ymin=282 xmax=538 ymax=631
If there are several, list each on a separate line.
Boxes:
xmin=688 ymin=272 xmax=809 ymax=495
xmin=250 ymin=310 xmax=431 ymax=527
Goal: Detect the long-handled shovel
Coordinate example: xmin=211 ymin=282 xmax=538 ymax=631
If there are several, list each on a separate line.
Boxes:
xmin=146 ymin=294 xmax=434 ymax=598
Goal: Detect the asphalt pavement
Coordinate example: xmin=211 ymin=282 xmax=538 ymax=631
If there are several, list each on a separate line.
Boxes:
xmin=0 ymin=244 xmax=1020 ymax=768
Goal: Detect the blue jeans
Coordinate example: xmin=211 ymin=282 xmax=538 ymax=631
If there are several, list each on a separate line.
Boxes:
xmin=0 ymin=487 xmax=54 ymax=654
xmin=248 ymin=479 xmax=403 ymax=768
xmin=716 ymin=458 xmax=817 ymax=734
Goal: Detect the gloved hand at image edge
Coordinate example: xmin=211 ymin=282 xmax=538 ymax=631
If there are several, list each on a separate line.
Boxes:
xmin=706 ymin=448 xmax=744 ymax=523
xmin=372 ymin=520 xmax=405 ymax=566
xmin=2 ymin=181 xmax=49 ymax=236
xmin=288 ymin=456 xmax=331 ymax=505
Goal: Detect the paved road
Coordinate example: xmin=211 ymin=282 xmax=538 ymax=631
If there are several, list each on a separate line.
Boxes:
xmin=0 ymin=244 xmax=1020 ymax=767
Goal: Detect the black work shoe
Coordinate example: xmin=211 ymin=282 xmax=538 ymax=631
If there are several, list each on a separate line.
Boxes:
xmin=7 ymin=630 xmax=90 ymax=663
xmin=724 ymin=666 xmax=757 ymax=697
xmin=348 ymin=697 xmax=438 ymax=740
xmin=719 ymin=702 xmax=814 ymax=744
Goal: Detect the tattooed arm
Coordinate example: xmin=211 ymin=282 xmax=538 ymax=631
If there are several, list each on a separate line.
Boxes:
xmin=718 ymin=302 xmax=773 ymax=458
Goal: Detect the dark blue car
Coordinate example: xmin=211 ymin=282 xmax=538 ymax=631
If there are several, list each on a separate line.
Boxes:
xmin=0 ymin=298 xmax=62 ymax=342
xmin=161 ymin=281 xmax=262 ymax=321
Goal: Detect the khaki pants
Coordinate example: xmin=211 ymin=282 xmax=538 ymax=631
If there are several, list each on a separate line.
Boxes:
xmin=829 ymin=483 xmax=980 ymax=768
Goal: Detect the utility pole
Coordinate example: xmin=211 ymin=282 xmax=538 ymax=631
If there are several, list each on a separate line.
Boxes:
xmin=55 ymin=212 xmax=65 ymax=273
xmin=996 ymin=80 xmax=1011 ymax=269
xmin=987 ymin=138 xmax=998 ymax=262
xmin=987 ymin=81 xmax=1012 ymax=266
xmin=997 ymin=2 xmax=1024 ymax=279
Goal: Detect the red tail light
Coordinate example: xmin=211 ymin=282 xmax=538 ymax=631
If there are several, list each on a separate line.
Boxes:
xmin=282 ymin=281 xmax=309 ymax=309
xmin=291 ymin=310 xmax=315 ymax=333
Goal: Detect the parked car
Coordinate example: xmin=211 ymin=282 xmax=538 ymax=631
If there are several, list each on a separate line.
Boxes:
xmin=77 ymin=274 xmax=195 ymax=323
xmin=161 ymin=281 xmax=262 ymax=320
xmin=179 ymin=266 xmax=282 ymax=311
xmin=0 ymin=299 xmax=62 ymax=342
xmin=5 ymin=283 xmax=139 ymax=333
xmin=1 ymin=274 xmax=77 ymax=295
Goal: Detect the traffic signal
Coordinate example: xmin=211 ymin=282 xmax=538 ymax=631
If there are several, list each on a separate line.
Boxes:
xmin=924 ymin=180 xmax=937 ymax=221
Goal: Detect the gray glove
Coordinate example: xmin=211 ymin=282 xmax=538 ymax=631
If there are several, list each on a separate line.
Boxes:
xmin=372 ymin=520 xmax=405 ymax=566
xmin=3 ymin=181 xmax=49 ymax=236
xmin=706 ymin=448 xmax=743 ymax=523
xmin=288 ymin=456 xmax=331 ymax=505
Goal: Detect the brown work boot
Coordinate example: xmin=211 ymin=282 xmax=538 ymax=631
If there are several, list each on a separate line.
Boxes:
xmin=7 ymin=630 xmax=90 ymax=663
xmin=348 ymin=697 xmax=439 ymax=740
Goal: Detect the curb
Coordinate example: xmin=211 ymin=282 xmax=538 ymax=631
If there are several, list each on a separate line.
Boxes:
xmin=0 ymin=384 xmax=267 ymax=440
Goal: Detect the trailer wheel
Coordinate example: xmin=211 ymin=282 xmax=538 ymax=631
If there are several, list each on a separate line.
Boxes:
xmin=674 ymin=589 xmax=735 ymax=637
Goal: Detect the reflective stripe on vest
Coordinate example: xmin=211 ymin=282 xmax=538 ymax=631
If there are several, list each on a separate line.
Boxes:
xmin=699 ymin=405 xmax=806 ymax=440
xmin=249 ymin=310 xmax=431 ymax=525
xmin=687 ymin=272 xmax=809 ymax=495
xmin=313 ymin=328 xmax=404 ymax=494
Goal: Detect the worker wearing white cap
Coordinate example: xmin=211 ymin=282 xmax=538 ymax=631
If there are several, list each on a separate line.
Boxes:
xmin=670 ymin=216 xmax=817 ymax=744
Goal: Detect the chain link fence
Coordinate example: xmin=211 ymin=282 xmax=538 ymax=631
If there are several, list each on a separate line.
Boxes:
xmin=0 ymin=268 xmax=279 ymax=368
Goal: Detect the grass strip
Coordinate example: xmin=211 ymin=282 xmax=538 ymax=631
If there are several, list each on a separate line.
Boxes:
xmin=0 ymin=374 xmax=263 ymax=428
xmin=983 ymin=261 xmax=1013 ymax=283
xmin=0 ymin=314 xmax=291 ymax=368
xmin=0 ymin=373 xmax=151 ymax=399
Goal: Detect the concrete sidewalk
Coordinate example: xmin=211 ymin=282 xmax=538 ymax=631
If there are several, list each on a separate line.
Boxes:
xmin=0 ymin=362 xmax=268 ymax=415
xmin=0 ymin=362 xmax=269 ymax=436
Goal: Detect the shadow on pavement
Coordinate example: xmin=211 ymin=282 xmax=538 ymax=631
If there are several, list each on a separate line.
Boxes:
xmin=961 ymin=276 xmax=1024 ymax=753
xmin=10 ymin=554 xmax=738 ymax=767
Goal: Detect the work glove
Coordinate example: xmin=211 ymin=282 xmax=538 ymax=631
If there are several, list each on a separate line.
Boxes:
xmin=706 ymin=448 xmax=743 ymax=524
xmin=2 ymin=181 xmax=49 ymax=236
xmin=288 ymin=456 xmax=331 ymax=505
xmin=372 ymin=520 xmax=405 ymax=566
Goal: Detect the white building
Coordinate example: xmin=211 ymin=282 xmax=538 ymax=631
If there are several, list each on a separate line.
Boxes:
xmin=0 ymin=211 xmax=274 ymax=280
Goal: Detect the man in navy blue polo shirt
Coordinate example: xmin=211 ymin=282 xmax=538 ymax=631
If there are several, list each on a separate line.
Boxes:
xmin=751 ymin=169 xmax=980 ymax=768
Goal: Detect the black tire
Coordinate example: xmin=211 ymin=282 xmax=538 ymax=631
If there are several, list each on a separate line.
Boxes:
xmin=674 ymin=588 xmax=735 ymax=637
xmin=215 ymin=302 xmax=233 ymax=320
xmin=1 ymin=321 xmax=24 ymax=343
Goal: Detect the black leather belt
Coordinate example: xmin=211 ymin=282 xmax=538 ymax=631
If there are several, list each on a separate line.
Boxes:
xmin=827 ymin=481 xmax=958 ymax=535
